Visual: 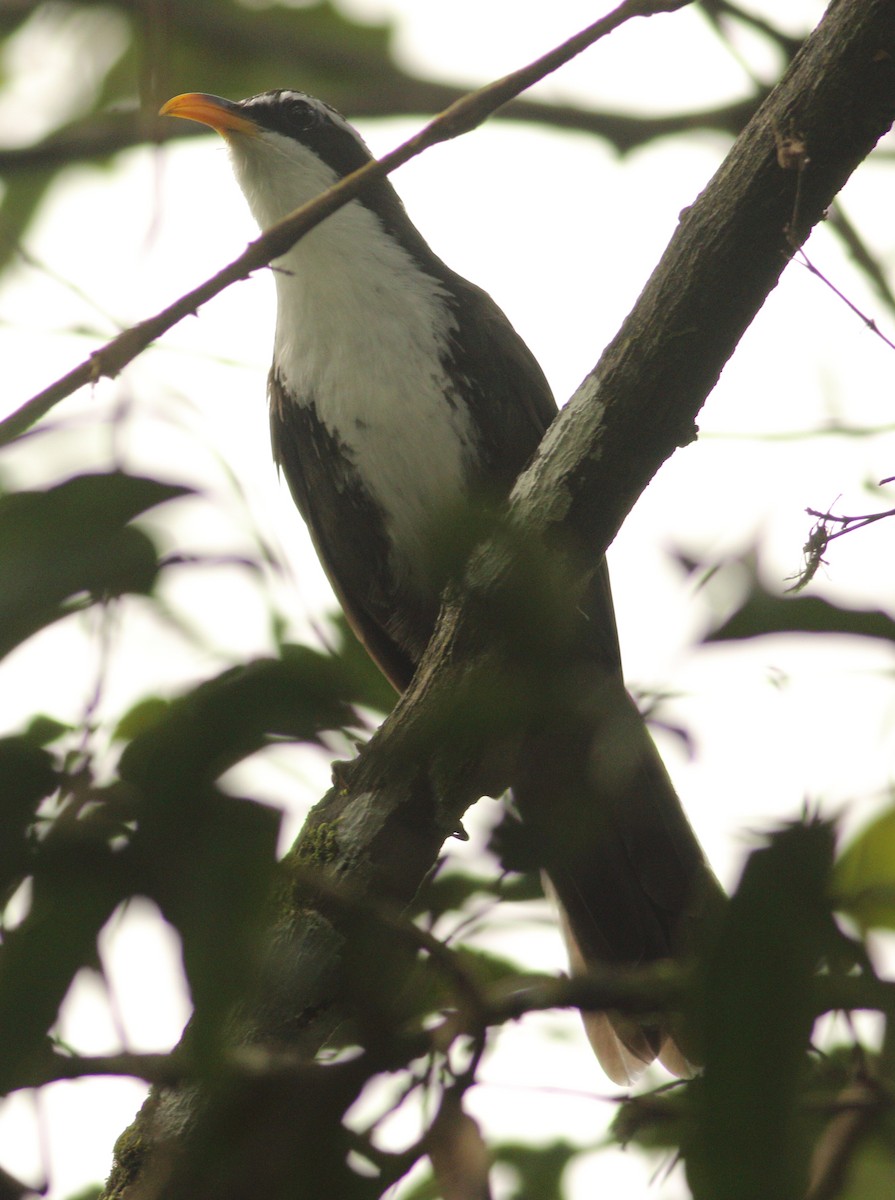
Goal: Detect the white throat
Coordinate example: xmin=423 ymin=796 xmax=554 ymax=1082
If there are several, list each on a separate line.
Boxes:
xmin=228 ymin=128 xmax=476 ymax=580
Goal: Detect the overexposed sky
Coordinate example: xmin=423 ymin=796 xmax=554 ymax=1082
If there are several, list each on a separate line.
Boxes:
xmin=2 ymin=2 xmax=894 ymax=1196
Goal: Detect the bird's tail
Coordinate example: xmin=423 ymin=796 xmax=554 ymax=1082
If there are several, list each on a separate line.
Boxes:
xmin=514 ymin=675 xmax=723 ymax=1085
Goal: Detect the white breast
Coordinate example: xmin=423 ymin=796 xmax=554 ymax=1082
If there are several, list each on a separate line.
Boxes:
xmin=228 ymin=128 xmax=475 ymax=580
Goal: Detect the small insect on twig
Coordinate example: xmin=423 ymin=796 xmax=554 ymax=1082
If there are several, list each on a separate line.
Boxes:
xmin=787 ymin=485 xmax=895 ymax=592
xmin=788 ymin=514 xmax=832 ymax=592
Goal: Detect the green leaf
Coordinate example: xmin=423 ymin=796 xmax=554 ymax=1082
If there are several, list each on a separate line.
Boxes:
xmin=21 ymin=715 xmax=72 ymax=747
xmin=835 ymin=1128 xmax=895 ymax=1200
xmin=833 ymin=805 xmax=895 ymax=932
xmin=0 ymin=736 xmax=58 ymax=896
xmin=706 ymin=580 xmax=895 ymax=644
xmin=404 ymin=1138 xmax=585 ymax=1200
xmin=118 ymin=646 xmax=358 ymax=799
xmin=112 ymin=696 xmax=171 ymax=743
xmin=687 ymin=819 xmax=840 ymax=1200
xmin=0 ymin=833 xmax=126 ymax=1092
xmin=611 ymin=1084 xmax=691 ymax=1152
xmin=0 ymin=472 xmax=190 ymax=659
xmin=114 ymin=646 xmax=362 ymax=1050
xmin=0 ymin=171 xmax=56 ymax=277
xmin=60 ymin=1186 xmax=102 ymax=1200
xmin=142 ymin=788 xmax=281 ymax=1057
xmin=453 ymin=944 xmax=532 ymax=988
xmin=494 ymin=1139 xmax=582 ymax=1200
xmin=326 ymin=612 xmax=396 ymax=716
xmin=490 ymin=806 xmax=548 ymax=875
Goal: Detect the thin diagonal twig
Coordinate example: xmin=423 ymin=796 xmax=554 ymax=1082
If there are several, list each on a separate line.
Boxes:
xmin=0 ymin=0 xmax=690 ymax=446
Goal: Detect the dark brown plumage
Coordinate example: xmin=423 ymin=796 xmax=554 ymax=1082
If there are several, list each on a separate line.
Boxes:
xmin=162 ymin=88 xmax=722 ymax=1082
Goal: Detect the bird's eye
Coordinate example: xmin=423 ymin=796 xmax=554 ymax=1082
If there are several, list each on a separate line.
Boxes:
xmin=284 ymin=97 xmax=321 ymax=131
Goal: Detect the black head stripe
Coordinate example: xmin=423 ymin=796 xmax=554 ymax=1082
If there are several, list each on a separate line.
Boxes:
xmin=238 ymin=90 xmax=373 ymax=178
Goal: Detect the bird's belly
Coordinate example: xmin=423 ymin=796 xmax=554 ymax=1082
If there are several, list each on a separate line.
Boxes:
xmin=277 ymin=353 xmax=476 ymax=593
xmin=270 ymin=364 xmax=475 ymax=681
xmin=343 ymin=394 xmax=473 ymax=574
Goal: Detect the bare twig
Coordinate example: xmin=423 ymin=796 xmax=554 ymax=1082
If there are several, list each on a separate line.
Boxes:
xmin=795 ymin=250 xmax=895 ymax=352
xmin=775 ymin=121 xmax=895 ymax=351
xmin=805 ymin=502 xmax=895 ymax=538
xmin=1 ymin=0 xmax=690 ymax=447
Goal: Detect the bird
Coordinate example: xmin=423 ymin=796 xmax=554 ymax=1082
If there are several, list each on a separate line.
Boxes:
xmin=160 ymin=89 xmax=722 ymax=1084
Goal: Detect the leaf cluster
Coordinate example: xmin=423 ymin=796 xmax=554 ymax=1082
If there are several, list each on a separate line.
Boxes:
xmin=2 ymin=456 xmax=895 ymax=1200
xmin=3 ymin=3 xmax=895 ymax=1199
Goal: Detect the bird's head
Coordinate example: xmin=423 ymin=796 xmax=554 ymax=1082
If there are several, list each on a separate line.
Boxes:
xmin=160 ymin=90 xmax=375 ymax=232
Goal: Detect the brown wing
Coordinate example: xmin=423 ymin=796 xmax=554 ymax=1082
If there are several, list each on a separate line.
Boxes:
xmin=269 ymin=370 xmax=426 ymax=692
xmin=433 ymin=278 xmax=723 ymax=1082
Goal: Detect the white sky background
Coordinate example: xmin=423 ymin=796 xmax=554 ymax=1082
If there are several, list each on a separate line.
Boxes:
xmin=1 ymin=0 xmax=894 ymax=1196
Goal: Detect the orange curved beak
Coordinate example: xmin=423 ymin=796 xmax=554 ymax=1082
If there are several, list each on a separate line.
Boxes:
xmin=159 ymin=93 xmax=258 ymax=138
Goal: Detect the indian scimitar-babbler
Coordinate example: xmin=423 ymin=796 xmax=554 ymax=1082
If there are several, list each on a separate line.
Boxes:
xmin=161 ymin=89 xmax=722 ymax=1083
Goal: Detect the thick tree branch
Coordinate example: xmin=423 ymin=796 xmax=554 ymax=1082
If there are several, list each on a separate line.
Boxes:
xmin=511 ymin=1 xmax=895 ymax=564
xmin=101 ymin=2 xmax=895 ymax=1197
xmin=285 ymin=0 xmax=895 ymax=944
xmin=260 ymin=0 xmax=895 ymax=1101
